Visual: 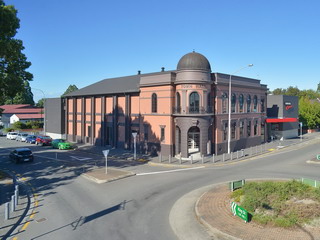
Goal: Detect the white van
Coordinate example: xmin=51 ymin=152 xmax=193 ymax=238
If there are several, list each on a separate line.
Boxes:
xmin=6 ymin=132 xmax=18 ymax=140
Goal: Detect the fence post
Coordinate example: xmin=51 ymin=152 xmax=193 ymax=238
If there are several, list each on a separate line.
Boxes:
xmin=236 ymin=150 xmax=239 ymax=159
xmin=223 ymin=153 xmax=225 ymax=162
xmin=250 ymin=147 xmax=252 ymax=156
xmin=15 ymin=189 xmax=18 ymax=206
xmin=5 ymin=202 xmax=9 ymax=220
xmin=191 ymin=155 xmax=193 ymax=164
xmin=159 ymin=153 xmax=162 ymax=163
xmin=231 ymin=181 xmax=234 ymax=191
xmin=169 ymin=154 xmax=171 ymax=164
xmin=212 ymin=154 xmax=215 ymax=163
xmin=230 ymin=152 xmax=233 ymax=161
xmin=179 ymin=155 xmax=182 ymax=164
xmin=201 ymin=155 xmax=204 ymax=164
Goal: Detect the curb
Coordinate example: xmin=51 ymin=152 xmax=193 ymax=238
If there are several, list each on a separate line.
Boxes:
xmin=1 ymin=171 xmax=34 ymax=240
xmin=81 ymin=171 xmax=136 ymax=184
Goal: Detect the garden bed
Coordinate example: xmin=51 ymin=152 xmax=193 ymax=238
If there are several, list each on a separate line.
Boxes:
xmin=231 ymin=180 xmax=320 ymax=228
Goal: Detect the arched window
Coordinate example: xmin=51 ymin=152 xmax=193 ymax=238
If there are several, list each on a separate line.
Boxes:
xmin=151 ymin=93 xmax=157 ymax=113
xmin=176 ymin=92 xmax=181 ymax=113
xmin=189 ymin=92 xmax=200 ymax=113
xmin=231 ymin=93 xmax=236 ymax=113
xmin=247 ymin=95 xmax=251 ymax=113
xmin=253 ymin=95 xmax=258 ymax=112
xmin=222 ymin=92 xmax=228 ymax=114
xmin=239 ymin=94 xmax=244 ymax=113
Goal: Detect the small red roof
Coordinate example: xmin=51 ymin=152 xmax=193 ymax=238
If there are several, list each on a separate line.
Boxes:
xmin=14 ymin=113 xmax=43 ymax=119
xmin=0 ymin=104 xmax=42 ymax=114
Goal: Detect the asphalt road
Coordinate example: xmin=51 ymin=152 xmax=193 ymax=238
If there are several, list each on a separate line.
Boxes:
xmin=1 ymin=136 xmax=320 ymax=240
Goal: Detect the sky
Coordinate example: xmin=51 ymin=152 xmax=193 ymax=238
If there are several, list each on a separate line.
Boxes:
xmin=5 ymin=0 xmax=320 ymax=102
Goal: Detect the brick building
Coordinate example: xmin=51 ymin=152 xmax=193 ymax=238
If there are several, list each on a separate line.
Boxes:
xmin=46 ymin=52 xmax=268 ymax=158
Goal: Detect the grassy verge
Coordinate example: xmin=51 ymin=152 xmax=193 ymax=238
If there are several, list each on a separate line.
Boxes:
xmin=231 ymin=180 xmax=320 ymax=227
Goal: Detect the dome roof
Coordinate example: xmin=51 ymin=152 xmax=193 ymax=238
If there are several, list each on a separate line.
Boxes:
xmin=177 ymin=52 xmax=211 ymax=71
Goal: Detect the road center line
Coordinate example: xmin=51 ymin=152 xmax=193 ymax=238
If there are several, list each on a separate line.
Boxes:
xmin=136 ymin=166 xmax=205 ymax=176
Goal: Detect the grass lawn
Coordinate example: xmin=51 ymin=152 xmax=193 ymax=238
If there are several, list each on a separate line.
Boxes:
xmin=231 ymin=180 xmax=320 ymax=227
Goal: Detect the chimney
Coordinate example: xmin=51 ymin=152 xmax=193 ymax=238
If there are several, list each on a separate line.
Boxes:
xmin=161 ymin=67 xmax=165 ymax=72
xmin=137 ymin=70 xmax=141 ymax=75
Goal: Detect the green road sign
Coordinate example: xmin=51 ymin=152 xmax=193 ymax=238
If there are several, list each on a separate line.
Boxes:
xmin=317 ymin=154 xmax=320 ymax=160
xmin=231 ymin=202 xmax=249 ymax=222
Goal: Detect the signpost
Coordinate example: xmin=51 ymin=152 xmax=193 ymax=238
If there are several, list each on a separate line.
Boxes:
xmin=300 ymin=122 xmax=303 ymax=142
xmin=102 ymin=150 xmax=110 ymax=174
xmin=231 ymin=202 xmax=249 ymax=222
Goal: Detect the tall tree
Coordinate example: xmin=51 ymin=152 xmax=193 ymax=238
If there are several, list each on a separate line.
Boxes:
xmin=62 ymin=84 xmax=78 ymax=96
xmin=4 ymin=81 xmax=34 ymax=104
xmin=36 ymin=98 xmax=44 ymax=108
xmin=272 ymin=88 xmax=286 ymax=95
xmin=0 ymin=0 xmax=33 ymax=105
xmin=285 ymin=86 xmax=300 ymax=96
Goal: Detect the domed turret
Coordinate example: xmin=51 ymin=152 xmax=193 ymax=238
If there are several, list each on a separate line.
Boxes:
xmin=177 ymin=52 xmax=211 ymax=71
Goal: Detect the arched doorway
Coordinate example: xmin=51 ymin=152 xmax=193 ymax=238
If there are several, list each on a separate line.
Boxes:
xmin=188 ymin=126 xmax=200 ymax=154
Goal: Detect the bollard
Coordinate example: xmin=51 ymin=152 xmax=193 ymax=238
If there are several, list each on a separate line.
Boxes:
xmin=191 ymin=155 xmax=193 ymax=164
xmin=236 ymin=150 xmax=239 ymax=159
xmin=256 ymin=145 xmax=258 ymax=154
xmin=241 ymin=149 xmax=244 ymax=157
xmin=11 ymin=195 xmax=15 ymax=212
xmin=169 ymin=154 xmax=171 ymax=164
xmin=260 ymin=145 xmax=262 ymax=153
xmin=250 ymin=147 xmax=252 ymax=156
xmin=15 ymin=189 xmax=18 ymax=206
xmin=230 ymin=152 xmax=233 ymax=161
xmin=201 ymin=155 xmax=204 ymax=164
xmin=212 ymin=154 xmax=215 ymax=163
xmin=5 ymin=202 xmax=9 ymax=220
xmin=159 ymin=153 xmax=162 ymax=163
xmin=223 ymin=153 xmax=225 ymax=162
xmin=179 ymin=155 xmax=182 ymax=164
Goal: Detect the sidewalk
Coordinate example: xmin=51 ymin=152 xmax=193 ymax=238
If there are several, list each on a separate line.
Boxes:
xmin=0 ymin=173 xmax=30 ymax=240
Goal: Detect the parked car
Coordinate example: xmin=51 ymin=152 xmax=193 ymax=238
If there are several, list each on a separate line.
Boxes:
xmin=35 ymin=136 xmax=52 ymax=146
xmin=51 ymin=139 xmax=73 ymax=150
xmin=6 ymin=132 xmax=18 ymax=140
xmin=25 ymin=135 xmax=37 ymax=144
xmin=16 ymin=133 xmax=29 ymax=142
xmin=9 ymin=148 xmax=34 ymax=163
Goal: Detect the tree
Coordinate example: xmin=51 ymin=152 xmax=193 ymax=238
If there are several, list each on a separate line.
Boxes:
xmin=62 ymin=84 xmax=78 ymax=96
xmin=317 ymin=82 xmax=320 ymax=93
xmin=299 ymin=97 xmax=320 ymax=129
xmin=0 ymin=0 xmax=33 ymax=105
xmin=4 ymin=81 xmax=34 ymax=104
xmin=285 ymin=86 xmax=300 ymax=96
xmin=36 ymin=98 xmax=44 ymax=108
xmin=271 ymin=88 xmax=286 ymax=95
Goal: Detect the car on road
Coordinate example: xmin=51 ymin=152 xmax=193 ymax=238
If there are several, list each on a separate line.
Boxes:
xmin=16 ymin=133 xmax=29 ymax=142
xmin=9 ymin=148 xmax=34 ymax=163
xmin=36 ymin=136 xmax=52 ymax=146
xmin=6 ymin=132 xmax=18 ymax=140
xmin=25 ymin=135 xmax=37 ymax=144
xmin=51 ymin=139 xmax=73 ymax=150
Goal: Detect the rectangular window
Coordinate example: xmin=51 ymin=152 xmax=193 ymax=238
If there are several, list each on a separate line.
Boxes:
xmin=160 ymin=127 xmax=165 ymax=141
xmin=247 ymin=121 xmax=251 ymax=137
xmin=254 ymin=120 xmax=258 ymax=135
xmin=223 ymin=122 xmax=228 ymax=141
xmin=231 ymin=122 xmax=236 ymax=139
xmin=240 ymin=121 xmax=244 ymax=138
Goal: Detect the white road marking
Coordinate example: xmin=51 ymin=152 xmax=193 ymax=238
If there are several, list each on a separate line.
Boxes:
xmin=70 ymin=156 xmax=92 ymax=161
xmin=136 ymin=166 xmax=205 ymax=176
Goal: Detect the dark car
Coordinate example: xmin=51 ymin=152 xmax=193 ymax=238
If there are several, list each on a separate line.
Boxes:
xmin=9 ymin=148 xmax=34 ymax=163
xmin=26 ymin=135 xmax=37 ymax=144
xmin=36 ymin=136 xmax=52 ymax=146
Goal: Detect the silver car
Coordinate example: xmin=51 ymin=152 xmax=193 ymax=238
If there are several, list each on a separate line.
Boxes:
xmin=16 ymin=133 xmax=29 ymax=142
xmin=6 ymin=132 xmax=18 ymax=140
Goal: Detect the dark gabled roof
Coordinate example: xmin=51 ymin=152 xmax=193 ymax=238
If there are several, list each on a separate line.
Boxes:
xmin=63 ymin=75 xmax=140 ymax=97
xmin=63 ymin=71 xmax=174 ymax=97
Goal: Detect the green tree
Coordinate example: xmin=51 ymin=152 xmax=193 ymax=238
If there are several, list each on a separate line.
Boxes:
xmin=272 ymin=88 xmax=286 ymax=95
xmin=62 ymin=84 xmax=78 ymax=96
xmin=0 ymin=0 xmax=33 ymax=105
xmin=12 ymin=121 xmax=26 ymax=130
xmin=299 ymin=97 xmax=320 ymax=129
xmin=4 ymin=81 xmax=34 ymax=104
xmin=285 ymin=86 xmax=300 ymax=96
xmin=317 ymin=82 xmax=320 ymax=93
xmin=36 ymin=98 xmax=44 ymax=108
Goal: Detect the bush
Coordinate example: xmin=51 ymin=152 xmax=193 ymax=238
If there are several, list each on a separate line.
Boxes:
xmin=12 ymin=121 xmax=27 ymax=130
xmin=231 ymin=180 xmax=320 ymax=227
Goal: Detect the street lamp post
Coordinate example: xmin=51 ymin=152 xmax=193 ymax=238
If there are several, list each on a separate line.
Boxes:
xmin=31 ymin=88 xmax=46 ymax=135
xmin=227 ymin=64 xmax=253 ymax=154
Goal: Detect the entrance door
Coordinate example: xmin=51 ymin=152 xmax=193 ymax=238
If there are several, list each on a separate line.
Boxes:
xmin=188 ymin=127 xmax=200 ymax=153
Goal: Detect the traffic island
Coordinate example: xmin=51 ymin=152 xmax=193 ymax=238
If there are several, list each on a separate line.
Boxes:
xmin=81 ymin=168 xmax=135 ymax=184
xmin=196 ymin=181 xmax=320 ymax=240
